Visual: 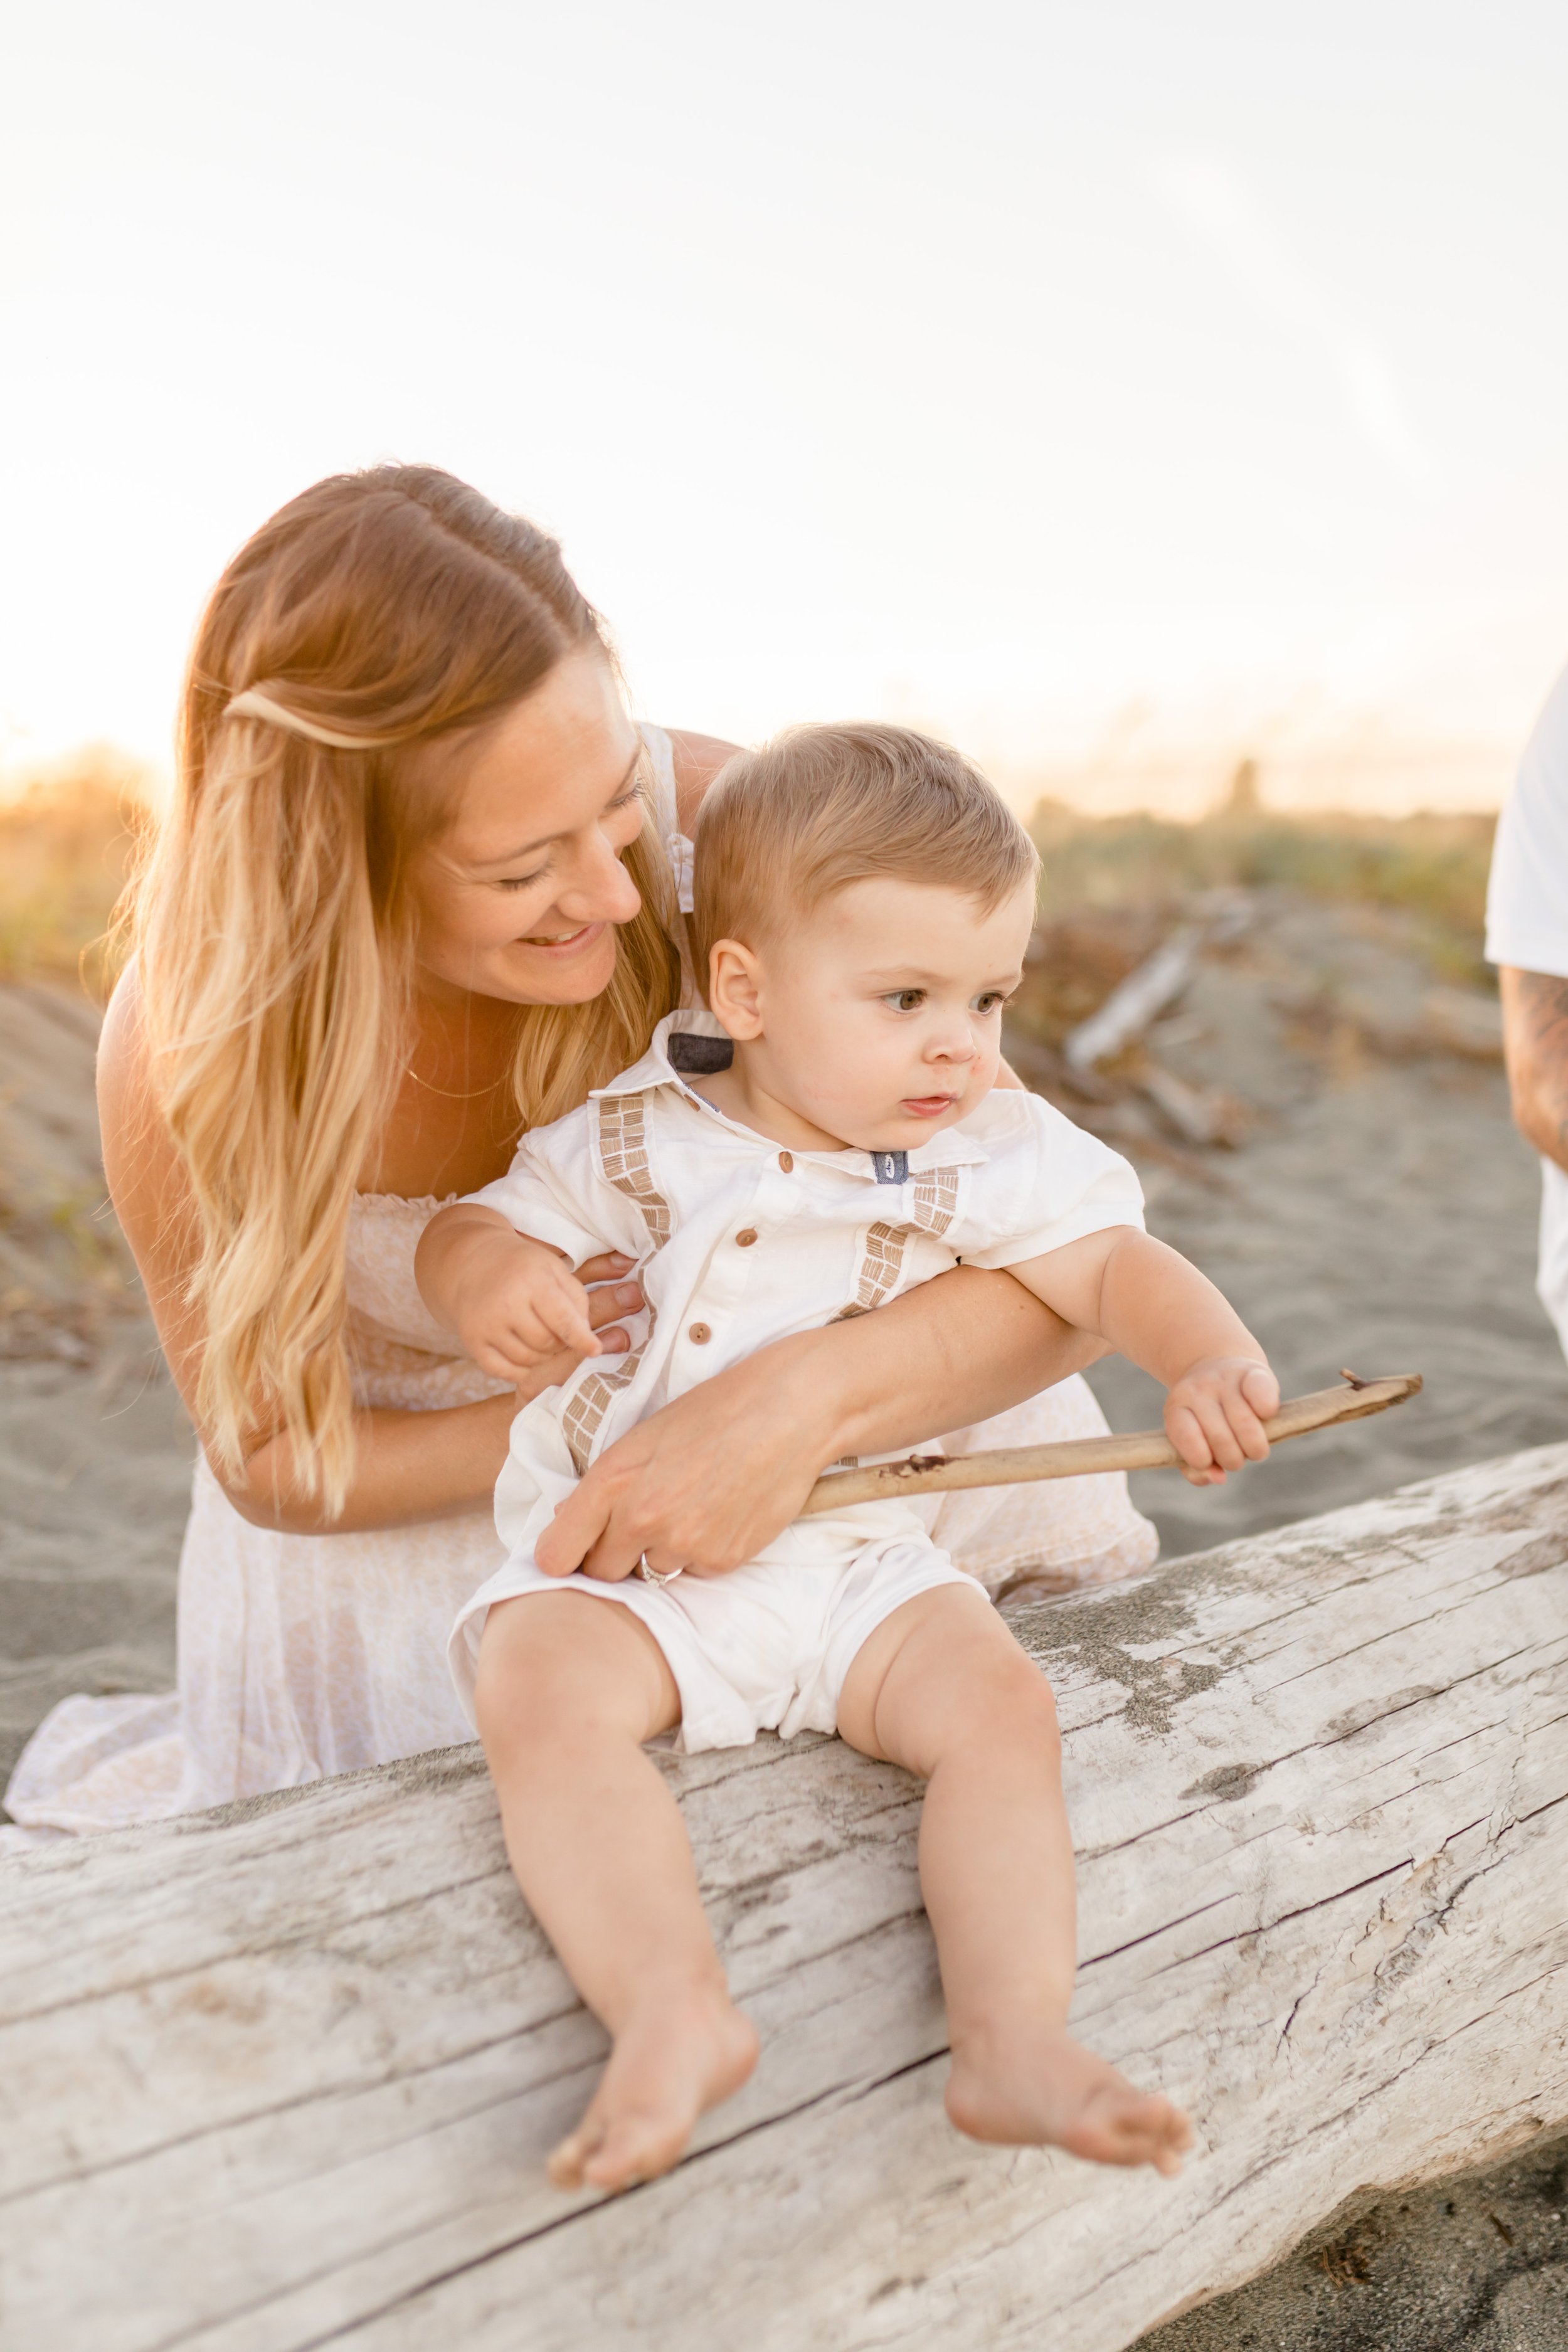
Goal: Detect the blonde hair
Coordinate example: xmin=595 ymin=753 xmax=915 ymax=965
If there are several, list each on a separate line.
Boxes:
xmin=690 ymin=721 xmax=1039 ymax=985
xmin=134 ymin=465 xmax=679 ymax=1514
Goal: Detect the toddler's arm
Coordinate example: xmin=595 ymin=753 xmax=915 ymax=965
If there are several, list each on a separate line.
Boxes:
xmin=416 ymin=1202 xmax=610 ymax=1386
xmin=1007 ymin=1228 xmax=1278 ymax=1486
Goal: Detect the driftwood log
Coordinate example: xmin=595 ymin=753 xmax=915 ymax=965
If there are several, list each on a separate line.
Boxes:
xmin=5 ymin=1441 xmax=1568 ymax=2351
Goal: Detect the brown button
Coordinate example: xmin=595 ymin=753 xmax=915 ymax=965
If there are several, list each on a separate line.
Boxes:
xmin=736 ymin=1228 xmax=758 ymax=1248
xmin=687 ymin=1322 xmax=712 ymax=1344
xmin=778 ymin=1150 xmax=794 ymax=1172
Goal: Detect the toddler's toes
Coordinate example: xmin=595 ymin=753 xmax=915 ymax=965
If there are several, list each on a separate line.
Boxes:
xmin=1078 ymin=2089 xmax=1192 ymax=2175
xmin=1124 ymin=2099 xmax=1192 ymax=2178
xmin=1156 ymin=2101 xmax=1196 ymax=2173
xmin=546 ymin=2117 xmax=606 ymax=2191
xmin=546 ymin=1986 xmax=756 ymax=2198
xmin=581 ymin=2109 xmax=687 ymax=2193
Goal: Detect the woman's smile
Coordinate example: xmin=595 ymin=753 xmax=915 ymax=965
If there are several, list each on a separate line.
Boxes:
xmin=517 ymin=920 xmax=605 ymax=956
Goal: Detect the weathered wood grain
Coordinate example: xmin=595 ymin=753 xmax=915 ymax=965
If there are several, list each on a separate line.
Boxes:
xmin=4 ymin=1443 xmax=1568 ymax=2352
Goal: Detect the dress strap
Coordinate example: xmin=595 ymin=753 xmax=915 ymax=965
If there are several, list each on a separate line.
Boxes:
xmin=638 ymin=721 xmax=695 ymax=914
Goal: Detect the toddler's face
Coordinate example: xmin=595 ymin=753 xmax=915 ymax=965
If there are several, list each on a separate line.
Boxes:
xmin=711 ymin=876 xmax=1036 ymax=1152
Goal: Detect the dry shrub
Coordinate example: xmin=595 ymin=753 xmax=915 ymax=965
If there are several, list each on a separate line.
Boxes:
xmin=0 ymin=748 xmax=156 ymax=996
xmin=1030 ymin=800 xmax=1497 ymax=987
xmin=1010 ymin=907 xmax=1167 ymax=1050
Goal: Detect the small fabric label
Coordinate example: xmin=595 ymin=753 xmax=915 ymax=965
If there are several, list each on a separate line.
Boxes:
xmin=669 ymin=1033 xmax=734 ymax=1074
xmin=870 ymin=1150 xmax=909 ymax=1184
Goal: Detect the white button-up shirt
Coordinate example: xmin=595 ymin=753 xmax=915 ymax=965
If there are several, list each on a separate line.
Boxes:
xmin=470 ymin=1011 xmax=1145 ymax=1482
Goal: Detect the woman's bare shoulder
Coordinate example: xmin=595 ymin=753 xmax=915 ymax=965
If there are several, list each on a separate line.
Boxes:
xmin=664 ymin=729 xmax=743 ymax=835
xmin=97 ymin=959 xmax=151 ymax=1125
xmin=97 ymin=958 xmax=183 ymax=1216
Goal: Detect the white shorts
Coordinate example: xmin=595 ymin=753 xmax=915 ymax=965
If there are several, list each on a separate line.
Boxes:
xmin=448 ymin=1533 xmax=974 ymax=1754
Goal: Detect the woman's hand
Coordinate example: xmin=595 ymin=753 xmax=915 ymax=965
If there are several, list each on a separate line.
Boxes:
xmin=534 ymin=1332 xmax=845 ymax=1582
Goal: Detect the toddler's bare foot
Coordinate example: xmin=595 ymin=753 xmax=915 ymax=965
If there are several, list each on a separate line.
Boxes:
xmin=548 ymin=1980 xmax=758 ymax=2195
xmin=946 ymin=2020 xmax=1193 ymax=2176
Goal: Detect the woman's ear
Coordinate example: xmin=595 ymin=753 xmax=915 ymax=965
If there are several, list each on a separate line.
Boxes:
xmin=707 ymin=938 xmax=765 ymax=1039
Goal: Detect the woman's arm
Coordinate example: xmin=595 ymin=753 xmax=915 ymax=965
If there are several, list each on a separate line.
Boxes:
xmin=97 ymin=970 xmax=640 ymax=1535
xmin=1502 ymin=967 xmax=1568 ymax=1170
xmin=536 ymin=1266 xmax=1106 ymax=1582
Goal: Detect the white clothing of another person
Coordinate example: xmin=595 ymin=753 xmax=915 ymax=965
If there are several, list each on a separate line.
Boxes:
xmin=3 ymin=729 xmax=1157 ymax=1845
xmin=450 ymin=1009 xmax=1147 ymax=1749
xmin=1486 ymin=663 xmax=1568 ymax=1357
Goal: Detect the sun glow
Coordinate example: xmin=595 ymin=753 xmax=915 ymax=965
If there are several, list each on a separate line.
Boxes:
xmin=3 ymin=2 xmax=1565 ymax=811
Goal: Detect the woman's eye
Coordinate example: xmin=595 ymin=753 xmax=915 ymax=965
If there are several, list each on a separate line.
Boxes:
xmin=496 ymin=869 xmax=548 ymax=893
xmin=884 ymin=988 xmax=926 ymax=1013
xmin=608 ymin=780 xmax=645 ymax=814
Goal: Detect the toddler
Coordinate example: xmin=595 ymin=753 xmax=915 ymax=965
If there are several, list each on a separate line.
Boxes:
xmin=417 ymin=724 xmax=1278 ymax=2197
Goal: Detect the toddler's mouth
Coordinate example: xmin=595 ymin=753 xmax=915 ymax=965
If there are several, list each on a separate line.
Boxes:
xmin=901 ymin=1094 xmax=960 ymax=1120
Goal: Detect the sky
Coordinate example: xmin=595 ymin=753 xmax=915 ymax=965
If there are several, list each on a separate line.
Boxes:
xmin=3 ymin=0 xmax=1567 ymax=813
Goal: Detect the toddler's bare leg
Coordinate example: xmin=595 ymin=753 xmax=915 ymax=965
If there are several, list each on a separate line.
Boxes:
xmin=836 ymin=1584 xmax=1192 ymax=2175
xmin=475 ymin=1593 xmax=758 ymax=2193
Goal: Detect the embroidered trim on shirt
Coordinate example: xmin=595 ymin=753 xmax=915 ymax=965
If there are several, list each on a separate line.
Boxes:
xmin=911 ymin=1166 xmax=960 ymax=1234
xmin=597 ymin=1094 xmax=672 ymax=1247
xmin=849 ymin=1218 xmax=908 ymax=1314
xmin=833 ymin=1166 xmax=963 ymax=1320
xmin=563 ymin=1329 xmax=653 ymax=1475
xmin=561 ymin=1093 xmax=675 ymax=1473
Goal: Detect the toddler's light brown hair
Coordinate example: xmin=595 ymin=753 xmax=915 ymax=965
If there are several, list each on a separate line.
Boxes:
xmin=689 ymin=723 xmax=1039 ymax=990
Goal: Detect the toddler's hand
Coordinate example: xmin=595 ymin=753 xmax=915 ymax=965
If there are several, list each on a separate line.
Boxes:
xmin=420 ymin=1207 xmax=621 ymax=1385
xmin=1164 ymin=1356 xmax=1279 ymax=1487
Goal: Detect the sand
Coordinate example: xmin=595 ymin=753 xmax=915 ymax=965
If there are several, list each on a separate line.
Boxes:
xmin=1077 ymin=894 xmax=1568 ymax=1560
xmin=1137 ymin=2127 xmax=1568 ymax=2351
xmin=0 ymin=983 xmax=193 ymax=1788
xmin=1 ymin=899 xmax=1565 ymax=2346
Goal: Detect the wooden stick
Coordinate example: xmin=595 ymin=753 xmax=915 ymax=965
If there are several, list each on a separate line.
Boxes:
xmin=800 ymin=1372 xmax=1423 ymax=1515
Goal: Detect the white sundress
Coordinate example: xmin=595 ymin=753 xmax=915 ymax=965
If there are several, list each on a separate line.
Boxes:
xmin=2 ymin=728 xmax=1157 ymax=1843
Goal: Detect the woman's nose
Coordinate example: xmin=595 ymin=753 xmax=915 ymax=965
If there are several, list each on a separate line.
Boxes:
xmin=557 ymin=826 xmax=642 ymax=924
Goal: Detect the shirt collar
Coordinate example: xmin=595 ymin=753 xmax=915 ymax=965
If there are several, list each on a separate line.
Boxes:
xmin=591 ymin=1012 xmax=992 ymax=1178
xmin=589 ymin=1010 xmax=730 ymax=1102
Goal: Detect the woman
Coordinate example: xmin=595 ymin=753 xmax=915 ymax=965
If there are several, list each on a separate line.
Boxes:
xmin=4 ymin=466 xmax=1155 ymax=1840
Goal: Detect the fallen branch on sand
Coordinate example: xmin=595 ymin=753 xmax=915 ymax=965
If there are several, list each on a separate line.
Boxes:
xmin=1063 ymin=924 xmax=1206 ymax=1074
xmin=802 ymin=1372 xmax=1422 ymax=1513
xmin=1061 ymin=894 xmax=1254 ymax=1079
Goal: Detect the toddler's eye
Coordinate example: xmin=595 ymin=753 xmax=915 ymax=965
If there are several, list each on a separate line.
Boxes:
xmin=883 ymin=988 xmax=926 ymax=1013
xmin=973 ymin=991 xmax=1007 ymax=1015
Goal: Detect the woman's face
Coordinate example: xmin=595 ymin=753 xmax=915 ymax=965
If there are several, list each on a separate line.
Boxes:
xmin=410 ymin=649 xmax=648 ymax=1007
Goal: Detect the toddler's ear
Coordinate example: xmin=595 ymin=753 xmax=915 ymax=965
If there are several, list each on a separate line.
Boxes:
xmin=707 ymin=938 xmax=765 ymax=1039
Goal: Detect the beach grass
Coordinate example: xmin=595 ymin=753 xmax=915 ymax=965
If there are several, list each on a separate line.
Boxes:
xmin=0 ymin=751 xmax=153 ymax=995
xmin=1030 ymin=797 xmax=1496 ymax=987
xmin=0 ymin=751 xmax=1500 ymax=999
